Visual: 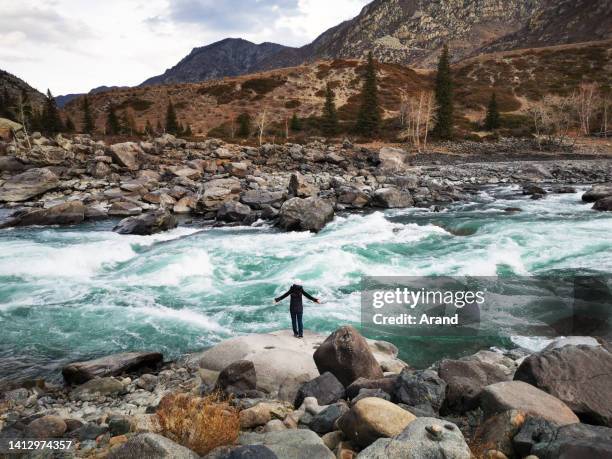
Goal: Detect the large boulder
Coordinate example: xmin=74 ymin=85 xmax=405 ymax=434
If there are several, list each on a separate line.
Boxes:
xmin=514 ymin=344 xmax=612 ymax=426
xmin=215 ymin=360 xmax=257 ymax=395
xmin=313 ymin=325 xmax=383 ymax=387
xmin=294 ymin=372 xmax=345 ymax=408
xmin=582 ymin=183 xmax=612 ymax=202
xmin=110 ymin=142 xmax=142 ymax=170
xmin=25 ymin=416 xmax=67 ymax=439
xmin=336 ymin=186 xmax=370 ymax=208
xmin=217 ymin=201 xmax=252 ymax=223
xmin=337 ymin=397 xmax=416 ymax=447
xmin=113 ymin=210 xmax=178 ymax=235
xmin=240 ymin=190 xmax=285 ymax=210
xmin=438 ymin=358 xmax=510 ymax=412
xmin=512 ymin=416 xmax=557 ymax=457
xmin=238 ymin=429 xmax=334 ymax=459
xmin=480 ymin=381 xmax=579 ymax=425
xmin=531 ymin=423 xmax=612 ymax=459
xmin=472 ymin=409 xmax=526 ymax=458
xmin=371 ymin=188 xmax=414 ymax=209
xmin=393 ymin=369 xmax=447 ymax=413
xmin=62 ymin=351 xmax=163 ymax=384
xmin=207 ymin=445 xmax=278 ymax=459
xmin=108 ymin=433 xmax=199 ymax=459
xmin=593 ymin=196 xmax=612 ymax=211
xmin=0 ymin=167 xmax=59 ymax=202
xmin=346 ymin=376 xmax=398 ymax=400
xmin=200 ymin=178 xmax=242 ymax=211
xmin=1 ymin=201 xmax=85 ymax=228
xmin=288 ymin=172 xmax=318 ymax=198
xmin=376 ymin=147 xmax=407 ymax=172
xmin=278 ymin=197 xmax=334 ymax=232
xmin=310 ymin=402 xmax=350 ymax=435
xmin=0 ymin=156 xmax=26 ymax=172
xmin=358 ymin=417 xmax=470 ymax=459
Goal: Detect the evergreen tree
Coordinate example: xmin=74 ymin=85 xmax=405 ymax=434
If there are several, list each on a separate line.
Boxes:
xmin=41 ymin=89 xmax=63 ymax=135
xmin=237 ymin=112 xmax=251 ymax=137
xmin=64 ymin=116 xmax=75 ymax=133
xmin=82 ymin=96 xmax=95 ymax=134
xmin=321 ymin=83 xmax=339 ymax=136
xmin=433 ymin=45 xmax=454 ymax=140
xmin=355 ymin=52 xmax=381 ymax=137
xmin=290 ymin=112 xmax=302 ymax=131
xmin=0 ymin=88 xmax=15 ymax=120
xmin=144 ymin=119 xmax=154 ymax=136
xmin=165 ymin=100 xmax=179 ymax=135
xmin=484 ymin=92 xmax=501 ymax=131
xmin=106 ymin=105 xmax=120 ymax=135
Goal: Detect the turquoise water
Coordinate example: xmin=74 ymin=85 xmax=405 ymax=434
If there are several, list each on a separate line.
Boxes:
xmin=1 ymin=185 xmax=611 ymax=383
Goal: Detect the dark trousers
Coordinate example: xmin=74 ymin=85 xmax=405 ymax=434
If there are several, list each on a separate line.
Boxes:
xmin=291 ymin=310 xmax=303 ymax=336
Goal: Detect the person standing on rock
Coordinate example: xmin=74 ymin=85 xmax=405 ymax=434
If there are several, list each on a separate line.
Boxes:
xmin=274 ymin=279 xmax=320 ymax=338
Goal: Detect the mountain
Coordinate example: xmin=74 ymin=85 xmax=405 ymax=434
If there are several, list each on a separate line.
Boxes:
xmin=140 ymin=38 xmax=292 ymax=86
xmin=138 ymin=0 xmax=612 ymax=85
xmin=56 ymin=86 xmax=130 ymax=108
xmin=0 ymin=69 xmax=47 ymax=114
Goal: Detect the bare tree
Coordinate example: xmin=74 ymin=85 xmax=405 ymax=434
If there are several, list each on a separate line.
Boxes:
xmin=16 ymin=94 xmax=32 ymax=151
xmin=400 ymin=90 xmax=437 ymax=152
xmin=577 ymin=82 xmax=598 ymax=136
xmin=528 ymin=94 xmax=576 ymax=148
xmin=257 ymin=108 xmax=267 ymax=146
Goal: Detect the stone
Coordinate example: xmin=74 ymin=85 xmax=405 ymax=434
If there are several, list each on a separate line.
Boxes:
xmin=198 ymin=330 xmax=399 ymax=397
xmin=71 ymin=422 xmax=109 ymax=441
xmin=85 ymin=204 xmax=108 ymax=220
xmin=0 ymin=156 xmax=26 ymax=172
xmin=288 ymin=172 xmax=318 ymax=198
xmin=376 ymin=147 xmax=407 ymax=172
xmin=313 ymin=325 xmax=383 ymax=387
xmin=522 ymin=184 xmax=547 ymax=196
xmin=278 ymin=197 xmax=334 ymax=232
xmin=62 ymin=351 xmax=163 ymax=384
xmin=512 ymin=416 xmax=557 ymax=457
xmin=70 ymin=377 xmax=126 ymax=401
xmin=113 ymin=210 xmax=178 ymax=235
xmin=108 ymin=415 xmax=132 ymax=436
xmin=594 ymin=196 xmax=612 ymax=211
xmin=108 ymin=433 xmax=199 ymax=459
xmin=136 ymin=374 xmax=158 ymax=391
xmin=206 ymin=445 xmax=279 ymax=459
xmin=438 ymin=358 xmax=510 ymax=412
xmin=239 ymin=402 xmax=290 ymax=429
xmin=215 ymin=360 xmax=257 ymax=395
xmin=217 ymin=201 xmax=252 ymax=223
xmin=337 ymin=397 xmax=416 ymax=447
xmin=393 ymin=369 xmax=447 ymax=413
xmin=0 ymin=167 xmax=59 ymax=202
xmin=108 ymin=201 xmax=142 ymax=217
xmin=294 ymin=372 xmax=345 ymax=408
xmin=542 ymin=336 xmax=600 ymax=351
xmin=514 ymin=344 xmax=612 ymax=426
xmin=264 ymin=420 xmax=287 ymax=433
xmin=310 ymin=402 xmax=350 ymax=434
xmin=582 ymin=183 xmax=612 ymax=202
xmin=336 ymin=186 xmax=370 ymax=208
xmin=25 ymin=415 xmax=67 ymax=439
xmin=238 ymin=429 xmax=334 ymax=459
xmin=352 ymin=388 xmax=391 ymax=404
xmin=240 ymin=190 xmax=285 ymax=209
xmin=1 ymin=201 xmax=85 ymax=228
xmin=321 ymin=431 xmax=344 ymax=451
xmin=173 ymin=196 xmax=196 ymax=214
xmin=473 ymin=410 xmax=526 ymax=457
xmin=346 ymin=376 xmax=398 ymax=400
xmin=371 ymin=188 xmax=414 ymax=208
xmin=110 ymin=142 xmax=142 ymax=170
xmin=531 ymin=423 xmax=612 ymax=459
xmin=480 ymin=381 xmax=579 ymax=425
xmin=228 ymin=162 xmax=249 ymax=178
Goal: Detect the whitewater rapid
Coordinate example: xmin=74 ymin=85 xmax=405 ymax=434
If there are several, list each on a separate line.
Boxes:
xmin=1 ymin=185 xmax=611 ymax=382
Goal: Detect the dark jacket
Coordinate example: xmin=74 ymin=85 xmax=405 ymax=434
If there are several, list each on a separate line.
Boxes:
xmin=275 ymin=284 xmax=318 ymax=313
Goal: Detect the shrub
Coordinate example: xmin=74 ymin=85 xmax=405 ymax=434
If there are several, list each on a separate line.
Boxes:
xmin=242 ymin=77 xmax=286 ymax=95
xmin=117 ymin=97 xmax=153 ymax=111
xmin=156 ymin=392 xmax=239 ymax=456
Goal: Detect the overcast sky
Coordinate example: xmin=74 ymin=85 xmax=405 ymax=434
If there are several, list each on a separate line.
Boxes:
xmin=0 ymin=0 xmax=370 ymax=95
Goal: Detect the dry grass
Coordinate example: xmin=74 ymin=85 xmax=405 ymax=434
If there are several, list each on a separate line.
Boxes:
xmin=156 ymin=392 xmax=239 ymax=456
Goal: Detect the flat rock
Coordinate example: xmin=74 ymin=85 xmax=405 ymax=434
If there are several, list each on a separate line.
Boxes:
xmin=1 ymin=201 xmax=85 ymax=228
xmin=514 ymin=345 xmax=612 ymax=426
xmin=480 ymin=381 xmax=579 ymax=425
xmin=238 ymin=429 xmax=334 ymax=459
xmin=110 ymin=142 xmax=142 ymax=170
xmin=113 ymin=210 xmax=178 ymax=235
xmin=0 ymin=167 xmax=59 ymax=202
xmin=108 ymin=201 xmax=143 ymax=217
xmin=108 ymin=433 xmax=199 ymax=459
xmin=69 ymin=377 xmax=126 ymax=401
xmin=62 ymin=351 xmax=163 ymax=384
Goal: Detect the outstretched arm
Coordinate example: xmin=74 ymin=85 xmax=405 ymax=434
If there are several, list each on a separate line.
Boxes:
xmin=275 ymin=289 xmax=292 ymax=303
xmin=302 ymin=289 xmax=320 ymax=303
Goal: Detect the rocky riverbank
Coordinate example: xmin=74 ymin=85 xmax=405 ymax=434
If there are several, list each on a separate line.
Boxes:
xmin=1 ymin=328 xmax=611 ymax=458
xmin=1 ymin=133 xmax=612 ymax=234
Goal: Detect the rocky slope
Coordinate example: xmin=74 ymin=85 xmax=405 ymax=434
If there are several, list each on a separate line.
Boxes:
xmin=141 ymin=38 xmax=291 ymax=87
xmin=0 ymin=69 xmax=46 ymax=113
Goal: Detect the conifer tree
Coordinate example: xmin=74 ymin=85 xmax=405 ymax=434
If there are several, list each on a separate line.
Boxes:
xmin=0 ymin=88 xmax=15 ymax=120
xmin=290 ymin=112 xmax=302 ymax=131
xmin=321 ymin=83 xmax=339 ymax=136
xmin=433 ymin=45 xmax=454 ymax=140
xmin=82 ymin=96 xmax=95 ymax=134
xmin=355 ymin=52 xmax=381 ymax=137
xmin=237 ymin=112 xmax=251 ymax=137
xmin=42 ymin=89 xmax=63 ymax=135
xmin=106 ymin=105 xmax=120 ymax=135
xmin=165 ymin=100 xmax=179 ymax=135
xmin=64 ymin=116 xmax=75 ymax=133
xmin=484 ymin=92 xmax=501 ymax=131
